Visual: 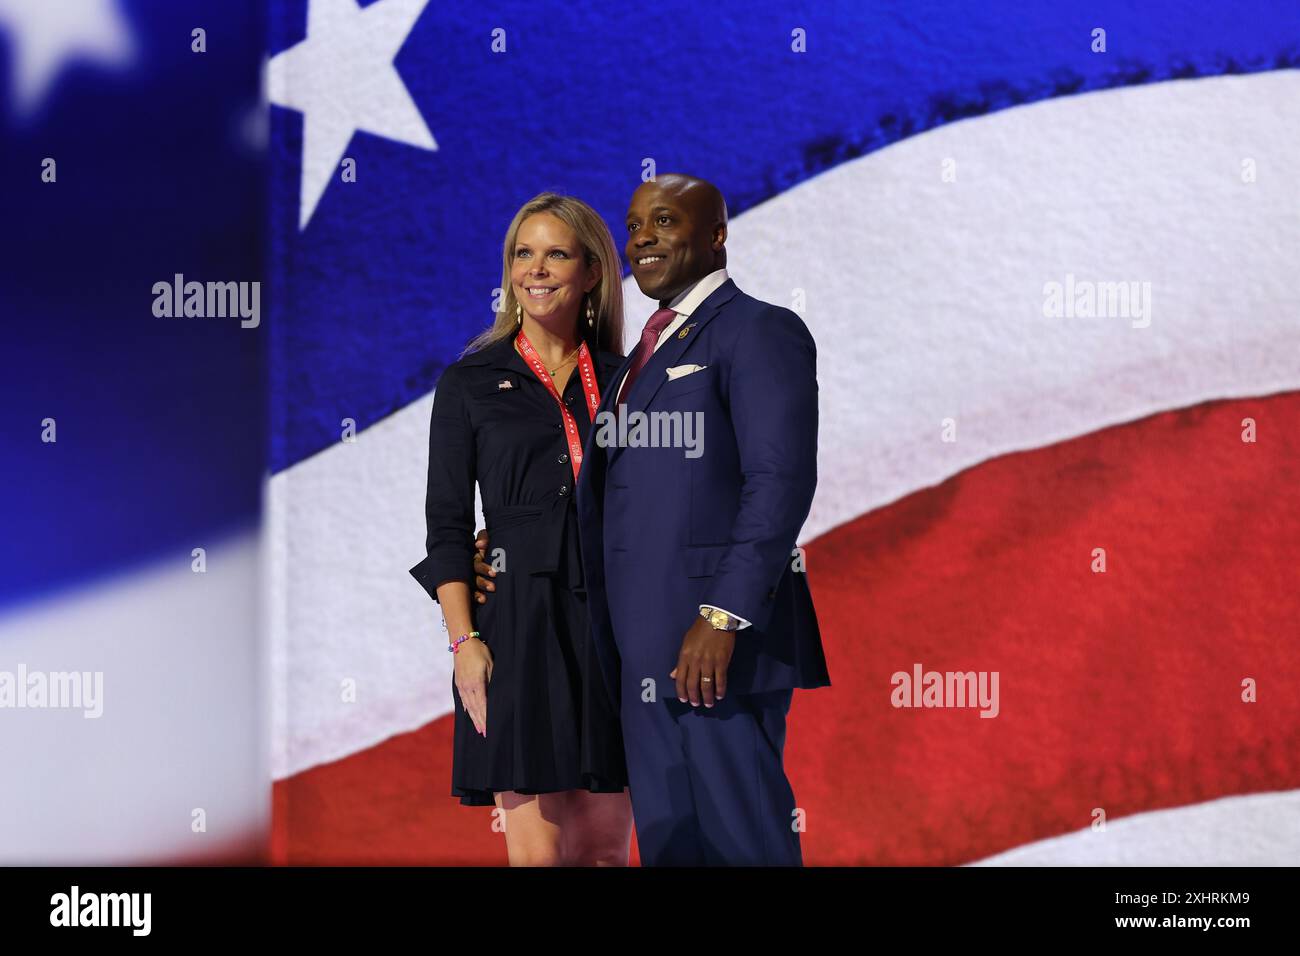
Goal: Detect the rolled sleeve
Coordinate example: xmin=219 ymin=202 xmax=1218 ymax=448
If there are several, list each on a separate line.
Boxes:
xmin=408 ymin=366 xmax=477 ymax=602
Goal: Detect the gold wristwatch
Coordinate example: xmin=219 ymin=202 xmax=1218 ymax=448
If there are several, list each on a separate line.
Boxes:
xmin=700 ymin=607 xmax=742 ymax=631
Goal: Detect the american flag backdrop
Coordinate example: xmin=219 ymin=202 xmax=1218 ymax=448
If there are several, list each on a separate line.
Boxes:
xmin=4 ymin=1 xmax=1295 ymax=867
xmin=263 ymin=0 xmax=1300 ymax=865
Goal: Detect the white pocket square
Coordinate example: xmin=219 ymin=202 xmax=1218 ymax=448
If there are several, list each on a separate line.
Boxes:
xmin=665 ymin=364 xmax=708 ymax=380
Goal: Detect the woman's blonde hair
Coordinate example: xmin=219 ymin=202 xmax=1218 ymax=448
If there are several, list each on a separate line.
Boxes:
xmin=462 ymin=192 xmax=625 ymax=357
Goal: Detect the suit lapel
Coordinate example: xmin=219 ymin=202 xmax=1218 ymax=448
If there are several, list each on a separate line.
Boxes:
xmin=601 ymin=350 xmax=638 ymax=414
xmin=625 ymin=279 xmax=737 ymax=415
xmin=608 ymin=280 xmax=739 ymax=467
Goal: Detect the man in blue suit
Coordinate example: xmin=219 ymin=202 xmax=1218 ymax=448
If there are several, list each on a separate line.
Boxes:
xmin=479 ymin=174 xmax=829 ymax=865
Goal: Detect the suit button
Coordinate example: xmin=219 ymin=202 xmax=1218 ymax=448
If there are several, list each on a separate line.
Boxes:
xmin=765 ymin=588 xmax=777 ymax=601
xmin=557 ymin=453 xmax=569 ymax=464
xmin=558 ymin=485 xmax=570 ymax=496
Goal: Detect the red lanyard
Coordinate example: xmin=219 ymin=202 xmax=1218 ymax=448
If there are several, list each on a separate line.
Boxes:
xmin=516 ymin=331 xmax=601 ymax=482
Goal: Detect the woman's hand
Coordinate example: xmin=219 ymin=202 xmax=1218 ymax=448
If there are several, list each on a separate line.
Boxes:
xmin=454 ymin=637 xmax=493 ymax=736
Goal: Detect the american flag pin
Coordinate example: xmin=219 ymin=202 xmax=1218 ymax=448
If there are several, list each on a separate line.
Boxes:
xmin=497 ymin=379 xmax=513 ymax=390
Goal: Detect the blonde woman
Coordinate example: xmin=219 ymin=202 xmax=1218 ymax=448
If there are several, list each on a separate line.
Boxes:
xmin=409 ymin=193 xmax=632 ymax=865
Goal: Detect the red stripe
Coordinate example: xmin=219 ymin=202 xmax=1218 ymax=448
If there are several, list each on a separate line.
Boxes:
xmin=788 ymin=390 xmax=1300 ymax=864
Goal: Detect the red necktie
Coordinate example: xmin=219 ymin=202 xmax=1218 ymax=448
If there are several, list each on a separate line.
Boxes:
xmin=619 ymin=307 xmax=677 ymax=400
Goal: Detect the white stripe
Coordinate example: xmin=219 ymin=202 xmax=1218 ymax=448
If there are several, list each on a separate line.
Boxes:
xmin=0 ymin=531 xmax=265 ymax=863
xmin=967 ymin=788 xmax=1300 ymax=866
xmin=272 ymin=70 xmax=1300 ymax=778
xmin=715 ymin=69 xmax=1300 ymax=541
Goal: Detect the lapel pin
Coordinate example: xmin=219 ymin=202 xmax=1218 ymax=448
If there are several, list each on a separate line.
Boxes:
xmin=677 ymin=322 xmax=696 ymax=340
xmin=497 ymin=379 xmax=514 ymax=390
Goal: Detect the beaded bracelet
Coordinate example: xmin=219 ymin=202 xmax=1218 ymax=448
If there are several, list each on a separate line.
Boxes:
xmin=448 ymin=631 xmax=481 ymax=653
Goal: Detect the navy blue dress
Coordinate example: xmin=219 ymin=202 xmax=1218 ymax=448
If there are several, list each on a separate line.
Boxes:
xmin=409 ymin=333 xmax=629 ymax=805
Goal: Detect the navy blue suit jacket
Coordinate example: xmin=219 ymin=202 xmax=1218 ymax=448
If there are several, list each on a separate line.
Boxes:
xmin=576 ymin=278 xmax=831 ymax=703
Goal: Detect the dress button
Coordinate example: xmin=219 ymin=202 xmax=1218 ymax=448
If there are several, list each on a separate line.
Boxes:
xmin=558 ymin=485 xmax=570 ymax=496
xmin=557 ymin=453 xmax=569 ymax=464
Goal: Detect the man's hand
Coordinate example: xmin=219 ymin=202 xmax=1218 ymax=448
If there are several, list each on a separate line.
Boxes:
xmin=472 ymin=529 xmax=495 ymax=604
xmin=670 ymin=616 xmax=734 ymax=708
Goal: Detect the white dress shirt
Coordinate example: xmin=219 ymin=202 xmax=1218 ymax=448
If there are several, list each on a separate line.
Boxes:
xmin=616 ymin=267 xmax=751 ymax=631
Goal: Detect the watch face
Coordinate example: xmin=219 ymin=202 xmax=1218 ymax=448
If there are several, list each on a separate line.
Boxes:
xmin=709 ymin=610 xmax=729 ymax=629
